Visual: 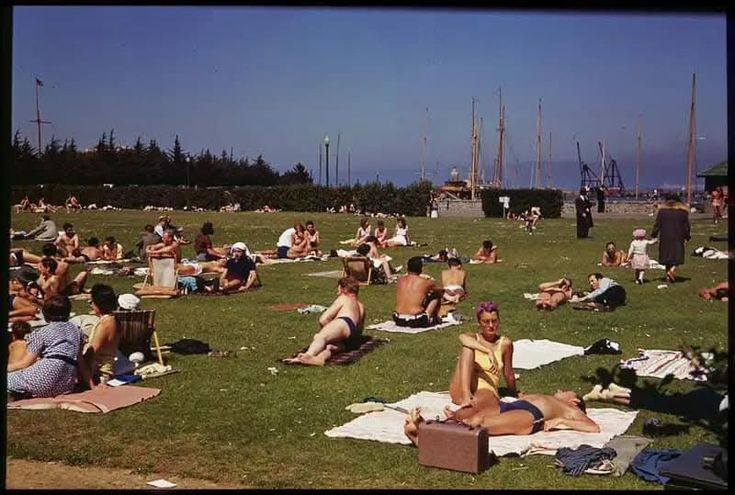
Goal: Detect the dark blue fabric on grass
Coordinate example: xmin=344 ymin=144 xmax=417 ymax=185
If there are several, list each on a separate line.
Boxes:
xmin=629 ymin=448 xmax=683 ymax=484
xmin=555 ymin=444 xmax=617 ymax=476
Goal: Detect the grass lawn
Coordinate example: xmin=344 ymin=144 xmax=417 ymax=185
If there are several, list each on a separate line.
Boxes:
xmin=6 ymin=209 xmax=728 ymax=489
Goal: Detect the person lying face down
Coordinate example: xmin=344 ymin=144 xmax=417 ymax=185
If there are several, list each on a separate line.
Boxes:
xmin=403 ymin=389 xmax=599 ymax=446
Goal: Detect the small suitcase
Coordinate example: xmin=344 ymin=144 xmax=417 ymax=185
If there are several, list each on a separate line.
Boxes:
xmin=417 ymin=418 xmax=493 ymax=474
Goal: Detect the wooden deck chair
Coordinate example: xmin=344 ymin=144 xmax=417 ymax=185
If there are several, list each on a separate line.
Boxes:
xmin=136 ymin=256 xmax=179 ymax=298
xmin=342 ymin=256 xmax=373 ymax=285
xmin=114 ymin=309 xmax=164 ymax=365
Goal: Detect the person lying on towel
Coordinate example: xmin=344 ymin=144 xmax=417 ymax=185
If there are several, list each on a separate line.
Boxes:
xmin=404 ymin=389 xmax=599 ymax=446
xmin=392 ymin=257 xmax=443 ymax=327
xmin=284 ymin=276 xmax=365 ymax=366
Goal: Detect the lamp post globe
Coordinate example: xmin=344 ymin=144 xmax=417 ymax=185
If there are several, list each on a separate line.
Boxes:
xmin=324 ymin=135 xmax=330 ymax=187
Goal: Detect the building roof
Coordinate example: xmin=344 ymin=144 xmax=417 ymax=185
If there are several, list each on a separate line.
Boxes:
xmin=697 ymin=160 xmax=727 ymax=177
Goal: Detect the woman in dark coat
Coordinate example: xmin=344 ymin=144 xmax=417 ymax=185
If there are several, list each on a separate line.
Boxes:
xmin=651 ymin=193 xmax=690 ymax=283
xmin=575 ymin=188 xmax=593 ymax=238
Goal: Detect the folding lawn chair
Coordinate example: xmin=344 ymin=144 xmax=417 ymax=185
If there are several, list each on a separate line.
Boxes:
xmin=342 ymin=256 xmax=373 ymax=285
xmin=136 ymin=255 xmax=179 ymax=298
xmin=114 ymin=309 xmax=164 ymax=365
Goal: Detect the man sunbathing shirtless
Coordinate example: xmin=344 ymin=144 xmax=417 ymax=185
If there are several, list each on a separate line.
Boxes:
xmin=535 ymin=278 xmax=573 ymax=310
xmin=37 ymin=257 xmax=89 ymax=300
xmin=441 ymin=258 xmax=467 ymax=304
xmin=403 ymin=389 xmax=599 ymax=446
xmin=284 ymin=276 xmax=365 ymax=366
xmin=472 ymin=240 xmax=498 ymax=264
xmin=393 ymin=257 xmax=443 ymax=327
xmin=146 ymin=230 xmax=179 ymax=260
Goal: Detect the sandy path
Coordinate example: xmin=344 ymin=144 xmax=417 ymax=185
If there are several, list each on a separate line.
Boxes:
xmin=6 ymin=458 xmax=248 ymax=489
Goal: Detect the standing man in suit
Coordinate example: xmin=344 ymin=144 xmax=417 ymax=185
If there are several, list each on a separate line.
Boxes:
xmin=575 ymin=188 xmax=593 ymax=238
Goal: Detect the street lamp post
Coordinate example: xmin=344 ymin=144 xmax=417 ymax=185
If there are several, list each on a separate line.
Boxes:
xmin=185 ymin=156 xmax=191 ymax=188
xmin=324 ymin=135 xmax=330 ymax=187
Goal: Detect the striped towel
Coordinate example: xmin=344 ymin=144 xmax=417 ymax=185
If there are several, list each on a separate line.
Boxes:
xmin=619 ymin=350 xmax=709 ymax=381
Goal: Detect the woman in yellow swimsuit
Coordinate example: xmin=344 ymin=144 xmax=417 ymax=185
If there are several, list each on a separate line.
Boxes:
xmin=449 ymin=301 xmax=516 ymax=409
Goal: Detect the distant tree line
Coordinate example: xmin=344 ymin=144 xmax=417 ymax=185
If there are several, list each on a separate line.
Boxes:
xmin=10 ymin=130 xmax=312 ymax=186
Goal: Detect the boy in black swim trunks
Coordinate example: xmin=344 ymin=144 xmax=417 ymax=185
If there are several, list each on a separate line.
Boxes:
xmin=284 ymin=276 xmax=365 ymax=366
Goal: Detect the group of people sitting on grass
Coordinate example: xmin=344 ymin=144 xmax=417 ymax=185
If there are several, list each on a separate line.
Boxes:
xmin=340 ymin=217 xmax=411 ymax=248
xmin=7 ymin=284 xmax=144 ymax=400
xmin=272 ymin=221 xmax=323 ymax=259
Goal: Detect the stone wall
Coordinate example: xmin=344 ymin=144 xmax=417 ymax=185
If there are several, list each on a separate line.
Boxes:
xmin=560 ymin=201 xmax=659 ymax=218
xmin=437 ymin=199 xmax=484 ymax=217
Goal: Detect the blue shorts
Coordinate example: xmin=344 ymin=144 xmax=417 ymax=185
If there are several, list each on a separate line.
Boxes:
xmin=498 ymin=400 xmax=545 ymax=434
xmin=338 ymin=316 xmax=362 ymax=348
xmin=277 ymin=246 xmax=289 ymax=259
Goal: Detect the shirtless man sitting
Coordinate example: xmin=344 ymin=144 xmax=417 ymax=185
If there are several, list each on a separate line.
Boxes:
xmin=404 ymin=390 xmax=599 ymax=446
xmin=441 ymin=258 xmax=467 ymax=304
xmin=392 ymin=256 xmax=443 ymax=327
xmin=535 ymin=278 xmax=573 ymax=311
xmin=472 ymin=240 xmax=498 ymax=264
xmin=146 ymin=230 xmax=180 ymax=260
xmin=600 ymin=242 xmax=626 ymax=267
xmin=284 ymin=276 xmax=365 ymax=366
xmin=54 ymin=223 xmax=80 ymax=258
xmin=37 ymin=257 xmax=89 ymax=300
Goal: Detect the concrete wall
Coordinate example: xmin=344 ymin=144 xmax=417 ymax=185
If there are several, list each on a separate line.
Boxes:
xmin=438 ymin=199 xmax=484 ymax=217
xmin=437 ymin=198 xmax=663 ymax=218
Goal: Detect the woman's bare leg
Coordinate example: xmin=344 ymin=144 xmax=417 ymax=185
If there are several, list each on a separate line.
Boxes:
xmin=449 ymin=347 xmax=477 ymax=406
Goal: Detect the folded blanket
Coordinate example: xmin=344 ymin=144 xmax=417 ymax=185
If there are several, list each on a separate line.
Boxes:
xmin=324 ymin=391 xmax=638 ymax=457
xmin=512 ymin=339 xmax=585 ymax=370
xmin=282 ymin=336 xmax=388 ymax=365
xmin=7 ymin=385 xmax=160 ymax=414
xmin=619 ymin=349 xmax=709 ymax=381
xmin=367 ymin=316 xmax=462 ymax=334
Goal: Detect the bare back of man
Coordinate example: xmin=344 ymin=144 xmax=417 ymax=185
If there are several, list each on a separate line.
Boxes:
xmin=395 ymin=274 xmax=435 ymax=315
xmin=287 ymin=278 xmax=365 ymax=366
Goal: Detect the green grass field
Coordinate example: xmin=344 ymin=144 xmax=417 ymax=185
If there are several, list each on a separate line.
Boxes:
xmin=6 ymin=210 xmax=728 ymax=489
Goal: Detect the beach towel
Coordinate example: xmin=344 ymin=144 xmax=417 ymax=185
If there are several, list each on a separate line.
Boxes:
xmin=324 ymin=391 xmax=638 ymax=457
xmin=619 ymin=350 xmax=709 ymax=381
xmin=305 ymin=270 xmax=344 ymax=279
xmin=512 ymin=339 xmax=585 ymax=370
xmin=282 ymin=336 xmax=388 ymax=366
xmin=523 ymin=292 xmax=539 ymax=300
xmin=7 ymin=385 xmax=160 ymax=414
xmin=367 ymin=315 xmax=462 ymax=334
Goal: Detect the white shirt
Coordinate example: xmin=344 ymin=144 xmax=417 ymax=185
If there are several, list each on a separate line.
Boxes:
xmin=277 ymin=228 xmax=296 ymax=248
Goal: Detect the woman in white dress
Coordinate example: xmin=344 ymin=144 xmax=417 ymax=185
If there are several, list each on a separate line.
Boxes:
xmin=385 ymin=218 xmax=409 ymax=247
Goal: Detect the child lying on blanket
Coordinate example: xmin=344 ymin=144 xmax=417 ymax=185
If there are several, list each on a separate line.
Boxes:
xmin=403 ymin=390 xmax=599 ymax=445
xmin=284 ymin=276 xmax=365 ymax=366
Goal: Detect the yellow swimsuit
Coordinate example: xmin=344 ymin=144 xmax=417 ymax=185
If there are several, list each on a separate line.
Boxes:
xmin=473 ymin=334 xmax=507 ymax=398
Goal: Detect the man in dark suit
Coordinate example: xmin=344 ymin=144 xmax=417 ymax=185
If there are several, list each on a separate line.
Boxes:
xmin=575 ymin=188 xmax=593 ymax=238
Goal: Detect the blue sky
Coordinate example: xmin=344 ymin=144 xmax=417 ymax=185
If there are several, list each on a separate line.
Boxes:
xmin=12 ymin=6 xmax=726 ymax=189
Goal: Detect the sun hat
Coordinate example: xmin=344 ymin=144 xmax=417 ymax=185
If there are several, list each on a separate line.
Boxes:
xmin=633 ymin=228 xmax=646 ymax=238
xmin=118 ymin=293 xmax=141 ymax=310
xmin=231 ymin=242 xmax=248 ymax=252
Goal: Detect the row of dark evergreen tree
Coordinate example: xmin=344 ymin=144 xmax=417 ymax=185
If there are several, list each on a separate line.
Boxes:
xmin=11 ymin=130 xmax=313 ymax=186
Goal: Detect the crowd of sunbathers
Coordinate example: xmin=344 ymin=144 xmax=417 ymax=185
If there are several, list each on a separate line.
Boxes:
xmin=7 ymin=207 xmax=728 ymax=447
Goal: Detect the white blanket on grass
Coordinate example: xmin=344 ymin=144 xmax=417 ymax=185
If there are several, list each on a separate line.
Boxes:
xmin=620 ymin=349 xmax=709 ymax=382
xmin=324 ymin=391 xmax=638 ymax=457
xmin=306 ymin=270 xmax=344 ymax=278
xmin=512 ymin=339 xmax=585 ymax=370
xmin=367 ymin=316 xmax=462 ymax=334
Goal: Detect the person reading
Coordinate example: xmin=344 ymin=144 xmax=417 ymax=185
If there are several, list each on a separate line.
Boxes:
xmin=441 ymin=258 xmax=467 ymax=304
xmin=284 ymin=276 xmax=365 ymax=366
xmin=392 ymin=256 xmax=443 ymax=327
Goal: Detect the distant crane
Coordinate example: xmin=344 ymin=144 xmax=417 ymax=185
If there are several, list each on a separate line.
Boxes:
xmin=577 ymin=141 xmax=599 ymax=190
xmin=597 ymin=141 xmax=625 ymax=194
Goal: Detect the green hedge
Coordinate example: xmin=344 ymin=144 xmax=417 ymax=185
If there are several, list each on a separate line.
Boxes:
xmin=11 ymin=181 xmax=435 ymax=217
xmin=480 ymin=188 xmax=564 ymax=218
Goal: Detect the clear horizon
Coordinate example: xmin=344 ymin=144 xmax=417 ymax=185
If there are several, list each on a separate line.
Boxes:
xmin=12 ymin=7 xmax=726 ymax=189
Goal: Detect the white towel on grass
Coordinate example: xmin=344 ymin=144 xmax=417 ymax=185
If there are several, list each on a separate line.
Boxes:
xmin=324 ymin=391 xmax=638 ymax=457
xmin=512 ymin=339 xmax=585 ymax=370
xmin=523 ymin=293 xmax=539 ymax=300
xmin=367 ymin=316 xmax=462 ymax=334
xmin=305 ymin=270 xmax=344 ymax=278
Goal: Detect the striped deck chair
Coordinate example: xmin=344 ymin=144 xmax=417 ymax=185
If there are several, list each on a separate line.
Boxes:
xmin=114 ymin=309 xmax=164 ymax=365
xmin=137 ymin=256 xmax=178 ymax=298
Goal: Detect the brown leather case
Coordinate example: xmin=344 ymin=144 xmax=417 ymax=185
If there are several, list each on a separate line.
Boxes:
xmin=417 ymin=419 xmax=492 ymax=474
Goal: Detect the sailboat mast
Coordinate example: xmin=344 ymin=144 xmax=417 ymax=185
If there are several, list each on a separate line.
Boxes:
xmin=470 ymin=97 xmax=478 ymax=199
xmin=685 ymin=73 xmax=697 ymax=205
xmin=493 ymin=88 xmax=505 ymax=187
xmin=347 ymin=151 xmax=351 ymax=186
xmin=635 ymin=115 xmax=642 ymax=200
xmin=534 ymin=98 xmax=542 ymax=189
xmin=547 ymin=132 xmax=552 ymax=188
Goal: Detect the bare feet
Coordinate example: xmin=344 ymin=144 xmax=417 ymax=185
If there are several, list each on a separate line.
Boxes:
xmin=403 ymin=408 xmax=423 ymax=446
xmin=297 ymin=353 xmax=325 ymax=366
